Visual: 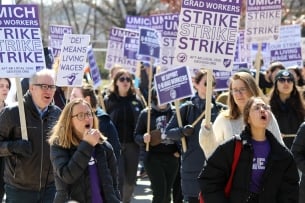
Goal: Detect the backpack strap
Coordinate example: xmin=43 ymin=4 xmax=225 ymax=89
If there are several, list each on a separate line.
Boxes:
xmin=224 ymin=136 xmax=242 ymax=197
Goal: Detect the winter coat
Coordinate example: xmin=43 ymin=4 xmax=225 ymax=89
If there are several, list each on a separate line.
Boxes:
xmin=0 ymin=92 xmax=61 ymax=191
xmin=96 ymin=107 xmax=121 ymax=160
xmin=51 ymin=141 xmax=120 ymax=203
xmin=134 ymin=104 xmax=178 ymax=154
xmin=291 ymin=121 xmax=305 ymax=202
xmin=165 ymin=94 xmax=226 ymax=198
xmin=104 ymin=93 xmax=143 ymax=144
xmin=198 ymin=129 xmax=299 ymax=203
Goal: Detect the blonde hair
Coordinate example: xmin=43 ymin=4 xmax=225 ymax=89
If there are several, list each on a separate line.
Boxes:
xmin=48 ymin=98 xmax=101 ymax=148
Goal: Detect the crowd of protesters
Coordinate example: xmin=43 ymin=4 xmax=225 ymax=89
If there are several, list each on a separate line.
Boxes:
xmin=1 ymin=59 xmax=305 ymax=203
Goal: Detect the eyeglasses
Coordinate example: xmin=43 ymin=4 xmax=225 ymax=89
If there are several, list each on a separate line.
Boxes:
xmin=71 ymin=111 xmax=93 ymax=121
xmin=251 ymin=104 xmax=270 ymax=111
xmin=33 ymin=84 xmax=56 ymax=91
xmin=278 ymin=78 xmax=293 ymax=84
xmin=230 ymin=87 xmax=248 ymax=95
xmin=118 ymin=77 xmax=131 ymax=83
xmin=204 ymin=82 xmax=216 ymax=87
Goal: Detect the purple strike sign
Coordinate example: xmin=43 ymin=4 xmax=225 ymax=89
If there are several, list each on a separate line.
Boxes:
xmin=214 ymin=62 xmax=248 ymax=91
xmin=174 ymin=0 xmax=242 ymax=71
xmin=125 ymin=16 xmax=151 ymax=30
xmin=123 ymin=36 xmax=139 ymax=60
xmin=87 ymin=45 xmax=102 ymax=89
xmin=154 ymin=66 xmax=194 ymax=105
xmin=49 ymin=25 xmax=73 ymax=57
xmin=138 ymin=27 xmax=161 ymax=59
xmin=245 ymin=0 xmax=282 ymax=42
xmin=150 ymin=13 xmax=179 ymax=33
xmin=104 ymin=27 xmax=139 ymax=73
xmin=0 ymin=5 xmax=45 ymax=77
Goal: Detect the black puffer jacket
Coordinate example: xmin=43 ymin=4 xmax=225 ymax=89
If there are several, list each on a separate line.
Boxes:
xmin=291 ymin=122 xmax=305 ymax=203
xmin=0 ymin=92 xmax=61 ymax=191
xmin=51 ymin=141 xmax=120 ymax=203
xmin=96 ymin=107 xmax=121 ymax=160
xmin=104 ymin=94 xmax=143 ymax=143
xmin=198 ymin=129 xmax=299 ymax=203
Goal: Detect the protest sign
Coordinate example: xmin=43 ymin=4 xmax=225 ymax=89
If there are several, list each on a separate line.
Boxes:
xmin=160 ymin=19 xmax=179 ymax=71
xmin=154 ymin=66 xmax=194 ymax=105
xmin=150 ymin=13 xmax=179 ymax=32
xmin=174 ymin=0 xmax=242 ymax=71
xmin=214 ymin=62 xmax=249 ymax=91
xmin=138 ymin=27 xmax=161 ymax=60
xmin=0 ymin=4 xmax=45 ymax=140
xmin=0 ymin=5 xmax=45 ymax=77
xmin=125 ymin=15 xmax=151 ymax=30
xmin=56 ymin=34 xmax=90 ymax=87
xmin=269 ymin=24 xmax=303 ymax=68
xmin=302 ymin=38 xmax=305 ymax=61
xmin=245 ymin=0 xmax=282 ymax=43
xmin=123 ymin=36 xmax=139 ymax=60
xmin=87 ymin=45 xmax=102 ymax=89
xmin=104 ymin=27 xmax=138 ymax=73
xmin=49 ymin=24 xmax=73 ymax=57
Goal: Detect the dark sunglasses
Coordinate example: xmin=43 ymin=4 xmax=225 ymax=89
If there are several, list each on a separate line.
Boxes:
xmin=118 ymin=77 xmax=131 ymax=83
xmin=204 ymin=82 xmax=216 ymax=87
xmin=278 ymin=78 xmax=293 ymax=83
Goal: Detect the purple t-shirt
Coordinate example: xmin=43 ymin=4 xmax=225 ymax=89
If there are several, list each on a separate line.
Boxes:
xmin=249 ymin=139 xmax=270 ymax=193
xmin=89 ymin=151 xmax=103 ymax=203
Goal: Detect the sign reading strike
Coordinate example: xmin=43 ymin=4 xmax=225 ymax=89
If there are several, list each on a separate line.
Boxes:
xmin=105 ymin=27 xmax=138 ymax=73
xmin=174 ymin=0 xmax=242 ymax=71
xmin=0 ymin=5 xmax=45 ymax=77
xmin=49 ymin=25 xmax=73 ymax=57
xmin=154 ymin=66 xmax=194 ymax=105
xmin=245 ymin=0 xmax=282 ymax=43
xmin=56 ymin=34 xmax=90 ymax=87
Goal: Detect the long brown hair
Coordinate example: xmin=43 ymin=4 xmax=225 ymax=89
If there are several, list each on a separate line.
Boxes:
xmin=109 ymin=69 xmax=136 ymax=96
xmin=48 ymin=98 xmax=99 ymax=148
xmin=224 ymin=72 xmax=262 ymax=119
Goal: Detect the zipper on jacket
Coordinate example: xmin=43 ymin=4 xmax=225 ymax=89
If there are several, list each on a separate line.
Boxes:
xmin=39 ymin=119 xmax=44 ymax=190
xmin=245 ymin=144 xmax=254 ymax=202
xmin=13 ymin=156 xmax=17 ymax=178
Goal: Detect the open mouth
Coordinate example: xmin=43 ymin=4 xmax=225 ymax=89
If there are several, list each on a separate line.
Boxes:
xmin=260 ymin=114 xmax=267 ymax=120
xmin=85 ymin=124 xmax=90 ymax=129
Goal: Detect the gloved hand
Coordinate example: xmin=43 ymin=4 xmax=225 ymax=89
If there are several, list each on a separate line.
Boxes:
xmin=149 ymin=129 xmax=161 ymax=146
xmin=181 ymin=125 xmax=194 ymax=136
xmin=8 ymin=140 xmax=32 ymax=157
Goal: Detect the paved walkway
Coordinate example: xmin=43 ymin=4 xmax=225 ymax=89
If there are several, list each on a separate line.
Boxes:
xmin=132 ymin=177 xmax=153 ymax=203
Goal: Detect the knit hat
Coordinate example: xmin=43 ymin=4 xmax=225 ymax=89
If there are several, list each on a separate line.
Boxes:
xmin=274 ymin=70 xmax=294 ymax=83
xmin=267 ymin=61 xmax=285 ymax=73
